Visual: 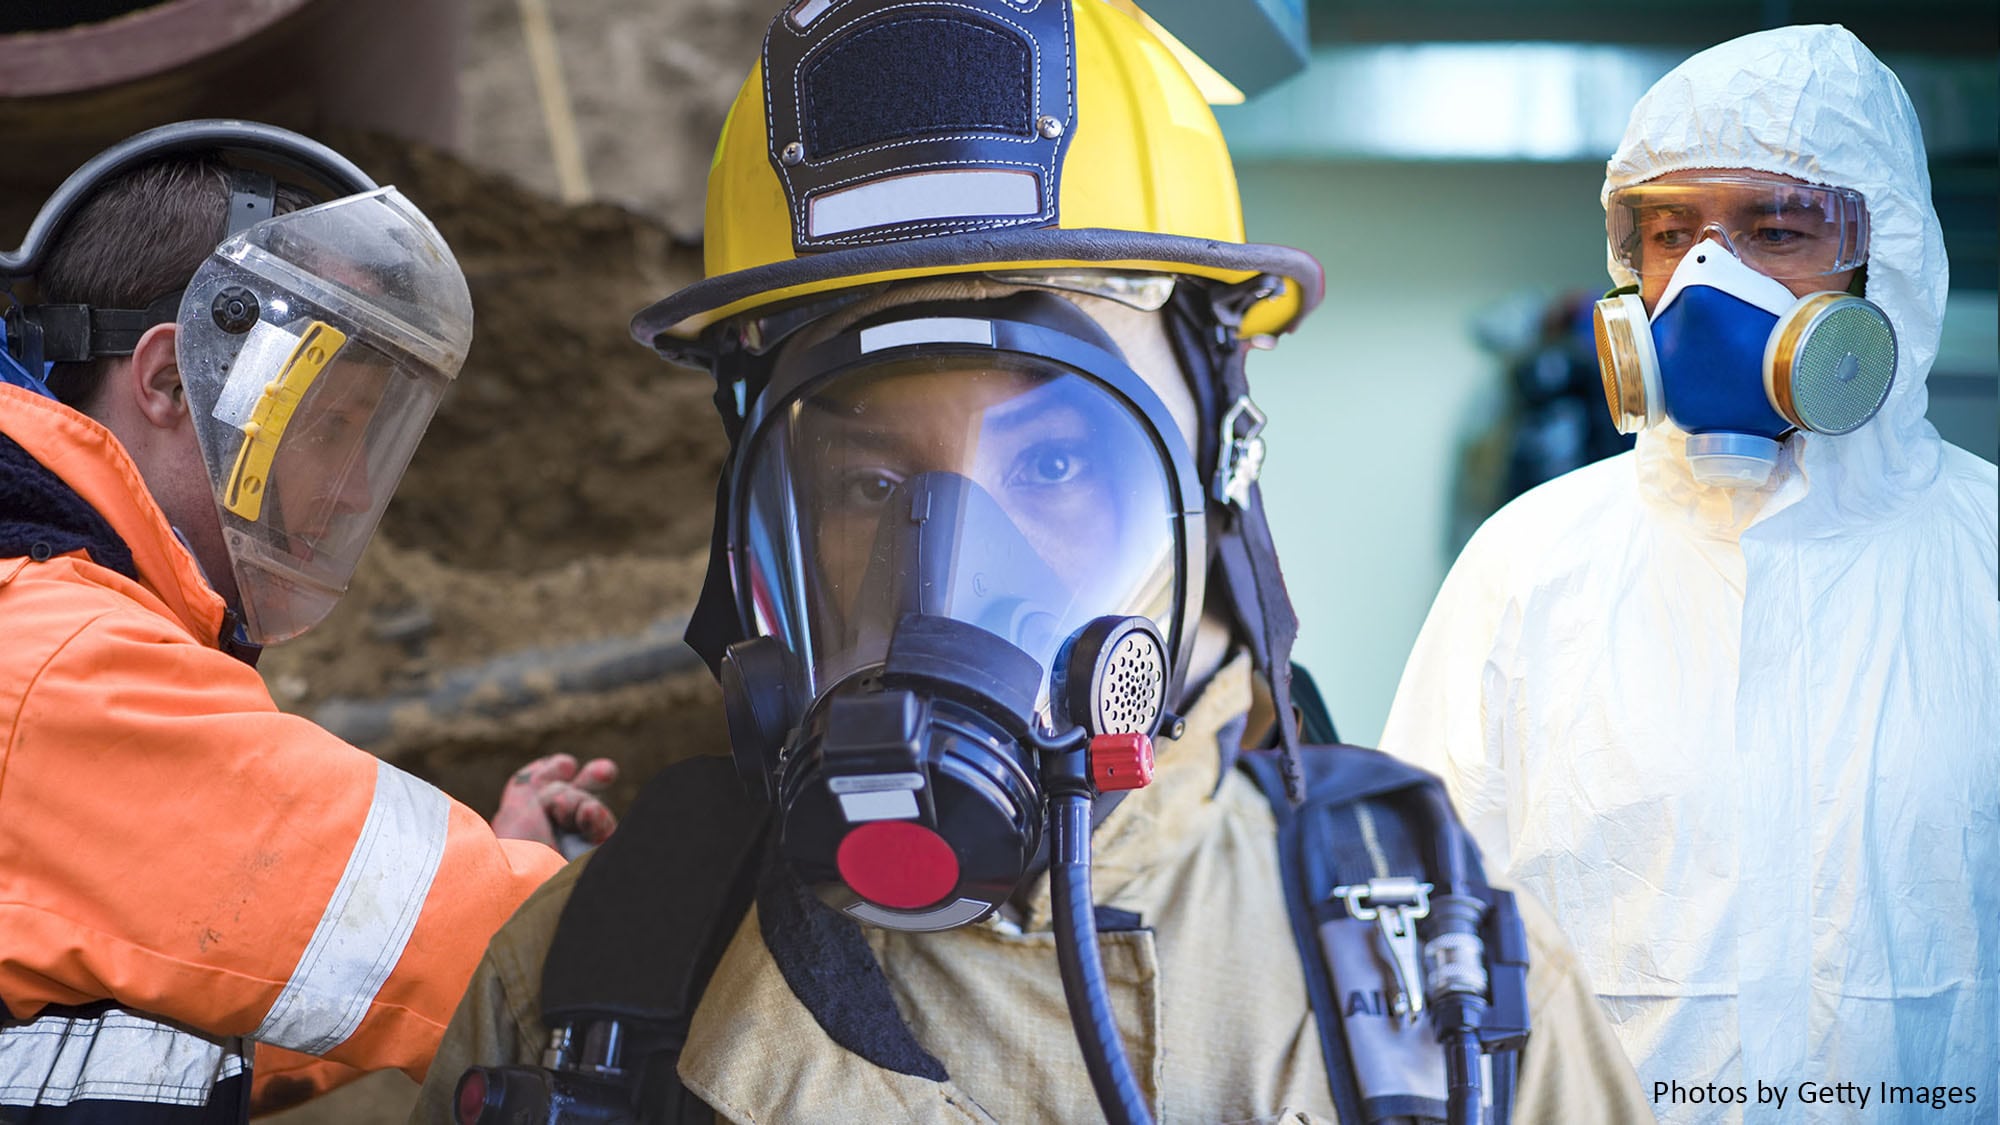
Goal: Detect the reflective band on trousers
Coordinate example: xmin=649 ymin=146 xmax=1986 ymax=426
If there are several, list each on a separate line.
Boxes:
xmin=254 ymin=758 xmax=451 ymax=1055
xmin=0 ymin=1008 xmax=248 ymax=1107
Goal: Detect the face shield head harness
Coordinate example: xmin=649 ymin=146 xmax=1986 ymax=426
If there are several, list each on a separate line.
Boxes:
xmin=0 ymin=121 xmax=471 ymax=645
xmin=2 ymin=120 xmax=378 ymax=397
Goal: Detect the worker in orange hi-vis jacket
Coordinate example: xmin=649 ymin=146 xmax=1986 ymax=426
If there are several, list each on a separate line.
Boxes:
xmin=0 ymin=121 xmax=618 ymax=1121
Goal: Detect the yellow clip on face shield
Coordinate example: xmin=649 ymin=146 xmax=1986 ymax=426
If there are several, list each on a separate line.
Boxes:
xmin=222 ymin=320 xmax=347 ymax=522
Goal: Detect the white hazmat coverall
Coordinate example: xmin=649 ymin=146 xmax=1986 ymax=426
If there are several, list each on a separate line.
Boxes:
xmin=1379 ymin=24 xmax=1998 ymax=1124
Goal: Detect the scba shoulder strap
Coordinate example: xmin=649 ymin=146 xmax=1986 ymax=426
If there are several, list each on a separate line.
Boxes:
xmin=500 ymin=754 xmax=764 ymax=1124
xmin=1238 ymin=741 xmax=1530 ymax=1125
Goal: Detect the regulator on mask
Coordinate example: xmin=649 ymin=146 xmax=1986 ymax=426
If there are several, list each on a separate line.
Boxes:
xmin=1593 ymin=240 xmax=1898 ymax=488
xmin=716 ymin=292 xmax=1206 ymax=931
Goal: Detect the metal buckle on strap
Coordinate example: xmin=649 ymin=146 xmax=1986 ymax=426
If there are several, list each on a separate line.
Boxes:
xmin=1212 ymin=395 xmax=1268 ymax=509
xmin=1332 ymin=877 xmax=1433 ymax=1023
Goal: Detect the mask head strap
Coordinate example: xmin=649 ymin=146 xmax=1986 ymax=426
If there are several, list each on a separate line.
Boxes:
xmin=1171 ymin=275 xmax=1306 ymax=803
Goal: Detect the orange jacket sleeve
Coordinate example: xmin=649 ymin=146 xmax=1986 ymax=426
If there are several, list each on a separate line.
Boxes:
xmin=0 ymin=578 xmax=564 ymax=1082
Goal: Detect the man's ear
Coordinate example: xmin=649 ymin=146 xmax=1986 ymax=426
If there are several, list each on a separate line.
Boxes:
xmin=126 ymin=322 xmax=185 ymax=430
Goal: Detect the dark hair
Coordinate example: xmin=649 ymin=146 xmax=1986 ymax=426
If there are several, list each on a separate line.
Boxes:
xmin=38 ymin=156 xmax=310 ymax=412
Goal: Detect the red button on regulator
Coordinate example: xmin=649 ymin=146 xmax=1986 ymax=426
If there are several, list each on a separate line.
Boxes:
xmin=453 ymin=1068 xmax=491 ymax=1125
xmin=1090 ymin=732 xmax=1155 ymax=792
xmin=836 ymin=820 xmax=961 ymax=909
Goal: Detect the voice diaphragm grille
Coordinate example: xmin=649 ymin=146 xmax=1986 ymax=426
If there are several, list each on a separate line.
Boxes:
xmin=1061 ymin=615 xmax=1169 ymax=738
xmin=1097 ymin=630 xmax=1165 ymax=735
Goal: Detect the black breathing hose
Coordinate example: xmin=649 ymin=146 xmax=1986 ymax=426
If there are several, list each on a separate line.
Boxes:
xmin=1413 ymin=786 xmax=1489 ymax=1125
xmin=1049 ymin=790 xmax=1154 ymax=1125
xmin=1443 ymin=1029 xmax=1484 ymax=1125
xmin=1490 ymin=1049 xmax=1519 ymax=1125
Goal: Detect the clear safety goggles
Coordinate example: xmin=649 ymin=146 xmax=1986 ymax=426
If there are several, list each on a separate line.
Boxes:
xmin=735 ymin=351 xmax=1187 ymax=709
xmin=178 ymin=188 xmax=472 ymax=643
xmin=1607 ymin=174 xmax=1869 ymax=281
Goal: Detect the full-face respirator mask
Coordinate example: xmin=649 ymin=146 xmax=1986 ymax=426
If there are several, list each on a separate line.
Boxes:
xmin=717 ymin=292 xmax=1206 ymax=932
xmin=1593 ymin=175 xmax=1898 ymax=487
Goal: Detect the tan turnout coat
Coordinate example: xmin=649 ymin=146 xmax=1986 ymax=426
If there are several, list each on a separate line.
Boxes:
xmin=414 ymin=656 xmax=1654 ymax=1124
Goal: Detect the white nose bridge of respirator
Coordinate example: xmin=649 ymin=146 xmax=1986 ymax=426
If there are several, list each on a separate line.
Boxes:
xmin=1654 ymin=238 xmax=1797 ymax=321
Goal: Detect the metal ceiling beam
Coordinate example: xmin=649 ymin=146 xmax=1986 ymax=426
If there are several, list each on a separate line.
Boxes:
xmin=1303 ymin=0 xmax=1999 ymax=53
xmin=1216 ymin=43 xmax=1997 ymax=161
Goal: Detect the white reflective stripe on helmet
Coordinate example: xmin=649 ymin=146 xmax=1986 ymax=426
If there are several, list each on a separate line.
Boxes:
xmin=0 ymin=1009 xmax=247 ymax=1107
xmin=253 ymin=759 xmax=450 ymax=1055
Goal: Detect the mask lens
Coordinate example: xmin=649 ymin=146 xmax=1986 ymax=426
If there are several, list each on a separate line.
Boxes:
xmin=738 ymin=352 xmax=1180 ymax=705
xmin=1608 ymin=176 xmax=1866 ymax=281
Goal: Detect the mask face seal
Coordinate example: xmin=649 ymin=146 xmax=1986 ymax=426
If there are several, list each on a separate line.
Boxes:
xmin=1593 ymin=240 xmax=1897 ymax=487
xmin=718 ymin=294 xmax=1204 ymax=930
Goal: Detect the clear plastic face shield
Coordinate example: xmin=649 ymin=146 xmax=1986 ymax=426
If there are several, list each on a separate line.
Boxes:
xmin=177 ymin=187 xmax=472 ymax=643
xmin=1607 ymin=173 xmax=1870 ymax=290
xmin=732 ymin=311 xmax=1199 ymax=717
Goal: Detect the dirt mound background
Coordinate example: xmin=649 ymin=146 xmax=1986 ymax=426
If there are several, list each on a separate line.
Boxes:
xmin=254 ymin=133 xmax=736 ymax=1123
xmin=254 ymin=131 xmax=734 ymax=820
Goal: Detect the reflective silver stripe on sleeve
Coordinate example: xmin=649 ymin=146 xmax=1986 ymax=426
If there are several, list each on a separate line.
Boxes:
xmin=0 ymin=1009 xmax=248 ymax=1107
xmin=253 ymin=757 xmax=451 ymax=1055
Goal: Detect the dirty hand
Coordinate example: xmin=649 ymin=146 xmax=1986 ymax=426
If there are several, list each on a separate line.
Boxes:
xmin=491 ymin=752 xmax=619 ymax=852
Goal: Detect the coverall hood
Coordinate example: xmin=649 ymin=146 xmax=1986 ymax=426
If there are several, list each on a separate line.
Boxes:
xmin=1602 ymin=23 xmax=1947 ymax=533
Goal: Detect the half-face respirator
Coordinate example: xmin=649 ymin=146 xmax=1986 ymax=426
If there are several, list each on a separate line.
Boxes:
xmin=1594 ymin=240 xmax=1897 ymax=486
xmin=1595 ymin=169 xmax=1897 ymax=487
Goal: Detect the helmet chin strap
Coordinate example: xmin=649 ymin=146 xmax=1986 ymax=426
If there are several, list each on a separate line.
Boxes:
xmin=1165 ymin=277 xmax=1307 ymax=803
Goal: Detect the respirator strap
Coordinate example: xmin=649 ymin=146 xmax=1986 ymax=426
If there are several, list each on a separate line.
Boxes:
xmin=1197 ymin=278 xmax=1305 ymax=804
xmin=682 ymin=334 xmax=767 ymax=676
